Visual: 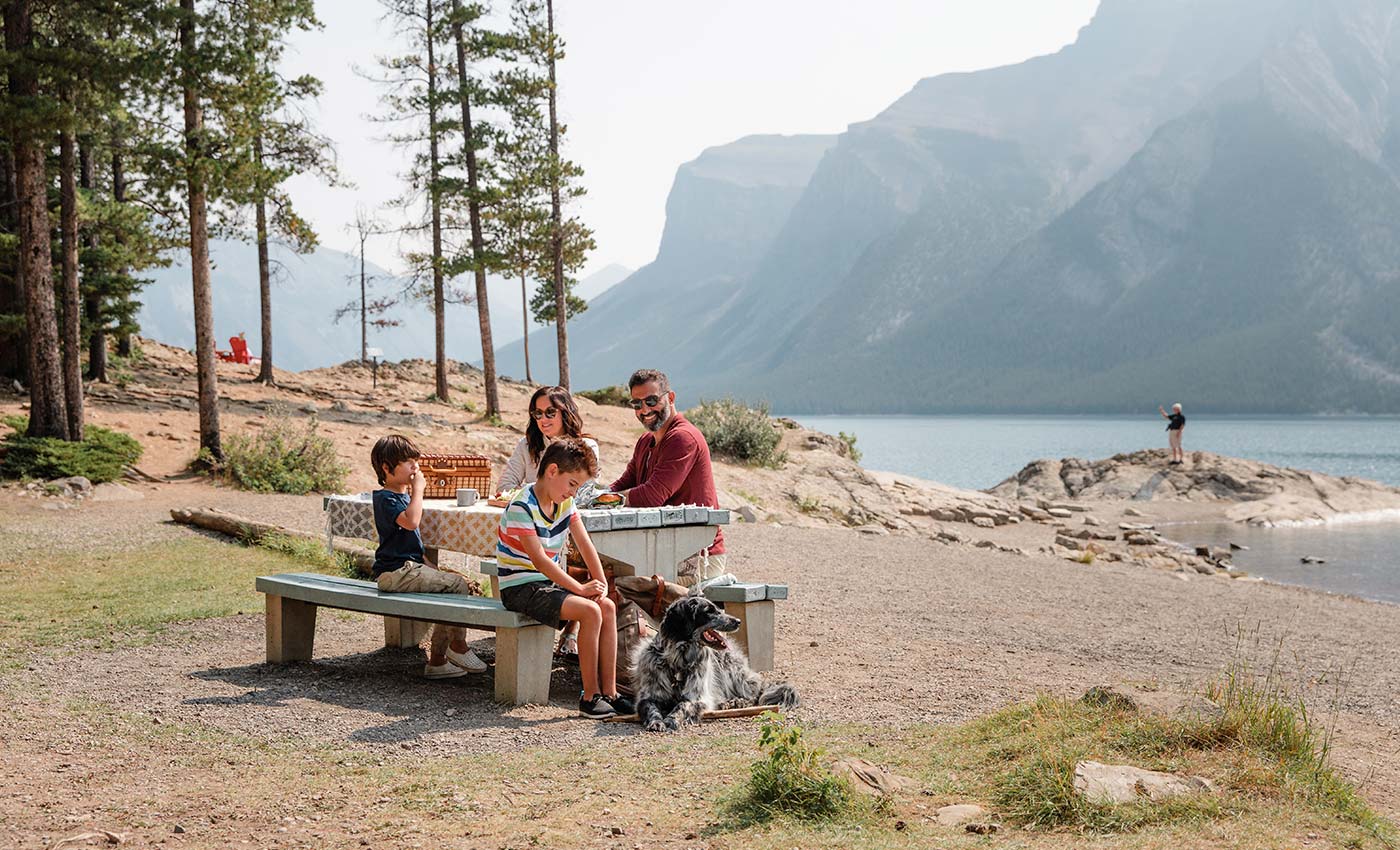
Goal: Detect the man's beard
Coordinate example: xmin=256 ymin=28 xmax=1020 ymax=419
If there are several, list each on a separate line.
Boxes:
xmin=641 ymin=401 xmax=673 ymax=432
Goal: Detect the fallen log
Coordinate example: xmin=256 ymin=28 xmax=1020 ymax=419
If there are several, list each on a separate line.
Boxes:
xmin=170 ymin=506 xmax=374 ymax=573
xmin=603 ymin=705 xmax=780 ymax=724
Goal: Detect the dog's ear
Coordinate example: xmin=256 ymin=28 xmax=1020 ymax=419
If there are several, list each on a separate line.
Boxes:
xmin=660 ymin=597 xmax=698 ymax=643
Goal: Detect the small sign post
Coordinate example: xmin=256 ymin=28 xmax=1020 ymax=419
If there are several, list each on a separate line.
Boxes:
xmin=367 ymin=346 xmax=383 ymax=390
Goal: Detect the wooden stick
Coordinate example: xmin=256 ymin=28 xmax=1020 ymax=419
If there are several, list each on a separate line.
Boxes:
xmin=604 ymin=705 xmax=781 ymax=724
xmin=170 ymin=507 xmax=375 ymax=573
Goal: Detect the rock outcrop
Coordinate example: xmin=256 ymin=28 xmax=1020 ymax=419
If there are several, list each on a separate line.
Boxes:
xmin=990 ymin=450 xmax=1400 ymax=526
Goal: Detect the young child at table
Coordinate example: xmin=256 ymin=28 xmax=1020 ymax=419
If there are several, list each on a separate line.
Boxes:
xmin=370 ymin=434 xmax=487 ymax=679
xmin=496 ymin=437 xmax=634 ymax=718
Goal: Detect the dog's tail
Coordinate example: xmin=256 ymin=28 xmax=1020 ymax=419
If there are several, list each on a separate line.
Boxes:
xmin=758 ymin=681 xmax=800 ymax=709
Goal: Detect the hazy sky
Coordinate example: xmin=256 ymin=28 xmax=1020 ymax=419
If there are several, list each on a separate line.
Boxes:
xmin=283 ymin=0 xmax=1100 ymax=278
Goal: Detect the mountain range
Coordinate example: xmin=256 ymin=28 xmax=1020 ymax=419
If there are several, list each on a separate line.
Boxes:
xmin=494 ymin=0 xmax=1400 ymax=413
xmin=136 ymin=241 xmax=629 ymax=374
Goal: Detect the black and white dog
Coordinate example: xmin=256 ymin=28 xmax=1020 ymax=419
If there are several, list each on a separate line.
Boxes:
xmin=632 ymin=595 xmax=799 ymax=732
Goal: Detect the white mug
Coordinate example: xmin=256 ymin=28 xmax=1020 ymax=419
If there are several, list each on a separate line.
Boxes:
xmin=456 ymin=488 xmax=479 ymax=506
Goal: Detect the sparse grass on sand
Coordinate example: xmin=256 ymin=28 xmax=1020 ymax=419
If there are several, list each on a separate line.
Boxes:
xmin=0 ymin=536 xmax=343 ymax=664
xmin=2 ymin=538 xmax=1395 ymax=849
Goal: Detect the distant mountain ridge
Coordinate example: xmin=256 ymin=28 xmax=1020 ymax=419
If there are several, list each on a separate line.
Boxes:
xmin=501 ymin=0 xmax=1400 ymax=413
xmin=137 ymin=241 xmax=629 ymax=374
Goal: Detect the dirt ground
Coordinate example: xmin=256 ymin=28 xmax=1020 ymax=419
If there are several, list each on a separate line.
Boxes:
xmin=2 ymin=480 xmax=1399 ymax=839
xmin=3 ymin=343 xmax=1400 ymax=847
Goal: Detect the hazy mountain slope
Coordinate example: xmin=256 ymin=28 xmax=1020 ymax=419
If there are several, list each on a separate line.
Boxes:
xmin=138 ymin=242 xmax=629 ymax=373
xmin=492 ymin=134 xmax=837 ymax=390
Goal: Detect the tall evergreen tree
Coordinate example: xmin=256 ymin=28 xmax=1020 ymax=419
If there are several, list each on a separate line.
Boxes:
xmin=373 ymin=0 xmax=460 ymax=402
xmin=446 ymin=0 xmax=499 ymax=416
xmin=229 ymin=0 xmax=334 ymax=386
xmin=4 ymin=0 xmax=68 ymax=438
xmin=543 ymin=0 xmax=568 ymax=389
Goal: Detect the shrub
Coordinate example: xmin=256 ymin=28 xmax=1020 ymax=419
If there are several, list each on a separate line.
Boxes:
xmin=213 ymin=410 xmax=348 ymax=495
xmin=686 ymin=398 xmax=784 ymax=468
xmin=837 ymin=431 xmax=862 ymax=463
xmin=0 ymin=416 xmax=143 ymax=483
xmin=729 ymin=713 xmax=853 ymax=823
xmin=576 ymin=385 xmax=631 ymax=407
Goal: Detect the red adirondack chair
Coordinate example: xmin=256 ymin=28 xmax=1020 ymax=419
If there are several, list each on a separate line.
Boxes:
xmin=216 ymin=334 xmax=261 ymax=366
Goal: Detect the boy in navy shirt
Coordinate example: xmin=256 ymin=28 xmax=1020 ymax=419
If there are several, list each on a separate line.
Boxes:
xmin=371 ymin=435 xmax=486 ymax=679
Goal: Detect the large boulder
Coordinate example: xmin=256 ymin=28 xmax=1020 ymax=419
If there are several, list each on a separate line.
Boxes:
xmin=1082 ymin=683 xmax=1225 ymax=724
xmin=1073 ymin=760 xmax=1215 ymax=804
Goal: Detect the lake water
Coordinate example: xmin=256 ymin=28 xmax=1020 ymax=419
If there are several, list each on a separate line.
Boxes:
xmin=791 ymin=415 xmax=1400 ymax=605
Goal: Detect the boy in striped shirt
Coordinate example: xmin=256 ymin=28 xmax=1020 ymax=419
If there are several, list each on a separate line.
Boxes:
xmin=496 ymin=438 xmax=633 ymax=718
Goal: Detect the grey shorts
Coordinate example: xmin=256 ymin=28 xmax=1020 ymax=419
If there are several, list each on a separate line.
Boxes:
xmin=499 ymin=581 xmax=569 ymax=629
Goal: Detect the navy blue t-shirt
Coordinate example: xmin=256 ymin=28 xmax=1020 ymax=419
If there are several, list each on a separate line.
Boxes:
xmin=372 ymin=489 xmax=425 ymax=577
xmin=1166 ymin=413 xmax=1186 ymax=431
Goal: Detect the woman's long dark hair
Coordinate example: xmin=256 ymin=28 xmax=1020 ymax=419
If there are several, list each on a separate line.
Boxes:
xmin=526 ymin=386 xmax=590 ymax=465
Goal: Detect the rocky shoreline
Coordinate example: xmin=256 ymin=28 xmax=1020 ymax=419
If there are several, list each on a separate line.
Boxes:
xmin=989 ymin=449 xmax=1400 ymax=527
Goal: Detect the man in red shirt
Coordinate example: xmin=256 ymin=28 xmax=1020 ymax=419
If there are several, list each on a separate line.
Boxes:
xmin=610 ymin=368 xmax=725 ymax=585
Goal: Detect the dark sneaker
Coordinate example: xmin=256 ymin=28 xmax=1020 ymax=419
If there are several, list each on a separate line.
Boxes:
xmin=608 ymin=693 xmax=636 ymax=716
xmin=579 ymin=694 xmax=616 ymax=719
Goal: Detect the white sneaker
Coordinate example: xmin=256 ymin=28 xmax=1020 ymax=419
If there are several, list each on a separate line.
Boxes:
xmin=559 ymin=633 xmax=578 ymax=657
xmin=424 ymin=661 xmax=469 ymax=679
xmin=446 ymin=647 xmax=488 ymax=673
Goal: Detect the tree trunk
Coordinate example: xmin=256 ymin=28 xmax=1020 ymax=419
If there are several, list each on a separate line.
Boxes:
xmin=520 ymin=271 xmax=531 ymax=384
xmin=546 ymin=0 xmax=568 ymax=390
xmin=426 ymin=0 xmax=449 ymax=402
xmin=359 ymin=231 xmax=368 ymax=363
xmin=0 ymin=131 xmax=26 ymax=383
xmin=111 ymin=149 xmax=132 ymax=360
xmin=253 ymin=135 xmax=274 ymax=385
xmin=6 ymin=0 xmax=68 ymax=439
xmin=451 ymin=1 xmax=498 ymax=416
xmin=80 ymin=141 xmax=107 ymax=383
xmin=180 ymin=0 xmax=222 ymax=461
xmin=59 ymin=127 xmax=84 ymax=440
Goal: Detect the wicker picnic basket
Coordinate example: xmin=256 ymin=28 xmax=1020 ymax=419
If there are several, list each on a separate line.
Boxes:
xmin=418 ymin=453 xmax=491 ymax=499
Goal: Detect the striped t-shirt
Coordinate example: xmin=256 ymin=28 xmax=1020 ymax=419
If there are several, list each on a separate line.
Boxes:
xmin=495 ymin=484 xmax=574 ymax=589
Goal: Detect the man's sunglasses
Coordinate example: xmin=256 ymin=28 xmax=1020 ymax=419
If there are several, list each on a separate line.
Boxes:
xmin=530 ymin=407 xmax=559 ymax=420
xmin=627 ymin=395 xmax=666 ymax=410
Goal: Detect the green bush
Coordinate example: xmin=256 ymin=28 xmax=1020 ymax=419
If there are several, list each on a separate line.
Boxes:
xmin=729 ymin=713 xmax=853 ymax=824
xmin=686 ymin=398 xmax=784 ymax=468
xmin=837 ymin=431 xmax=862 ymax=463
xmin=0 ymin=416 xmax=143 ymax=483
xmin=576 ymin=385 xmax=631 ymax=407
xmin=212 ymin=411 xmax=348 ymax=495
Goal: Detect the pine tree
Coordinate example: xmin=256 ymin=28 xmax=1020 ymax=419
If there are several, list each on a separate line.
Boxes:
xmin=445 ymin=0 xmax=504 ymax=415
xmin=333 ymin=205 xmax=401 ymax=361
xmin=372 ymin=0 xmax=461 ymax=403
xmin=544 ymin=0 xmax=568 ymax=389
xmin=228 ymin=0 xmax=335 ymax=386
xmin=4 ymin=0 xmax=68 ymax=438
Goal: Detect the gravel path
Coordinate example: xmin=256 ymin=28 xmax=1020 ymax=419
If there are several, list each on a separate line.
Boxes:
xmin=5 ymin=483 xmax=1400 ymax=817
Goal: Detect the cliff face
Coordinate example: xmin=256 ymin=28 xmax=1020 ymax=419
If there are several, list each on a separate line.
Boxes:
xmin=491 ymin=134 xmax=836 ymax=390
xmin=507 ymin=0 xmax=1400 ymax=413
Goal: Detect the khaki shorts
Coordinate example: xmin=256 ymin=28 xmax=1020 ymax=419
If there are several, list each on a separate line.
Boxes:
xmin=676 ymin=550 xmax=727 ymax=588
xmin=376 ymin=561 xmax=477 ymax=595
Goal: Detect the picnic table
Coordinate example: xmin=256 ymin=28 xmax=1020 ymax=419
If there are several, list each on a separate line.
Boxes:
xmin=323 ymin=494 xmax=729 ymax=583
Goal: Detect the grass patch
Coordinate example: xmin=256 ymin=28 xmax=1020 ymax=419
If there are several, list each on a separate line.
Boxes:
xmin=207 ymin=408 xmax=348 ymax=494
xmin=687 ymin=398 xmax=785 ymax=468
xmin=255 ymin=532 xmax=359 ymax=578
xmin=0 ymin=536 xmax=344 ymax=660
xmin=723 ymin=713 xmax=858 ymax=826
xmin=576 ymin=384 xmax=631 ymax=407
xmin=794 ymin=495 xmax=823 ymax=515
xmin=0 ymin=415 xmax=143 ymax=483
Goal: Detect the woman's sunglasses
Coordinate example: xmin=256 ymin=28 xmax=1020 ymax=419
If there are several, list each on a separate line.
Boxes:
xmin=530 ymin=407 xmax=559 ymax=420
xmin=627 ymin=395 xmax=666 ymax=410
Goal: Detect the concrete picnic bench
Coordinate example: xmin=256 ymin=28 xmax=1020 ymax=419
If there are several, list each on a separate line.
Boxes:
xmin=256 ymin=568 xmax=790 ymax=705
